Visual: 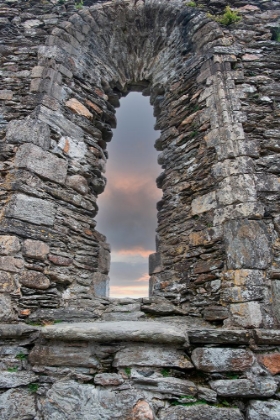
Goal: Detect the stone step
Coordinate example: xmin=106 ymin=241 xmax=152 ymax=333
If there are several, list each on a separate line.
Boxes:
xmin=40 ymin=321 xmax=189 ymax=345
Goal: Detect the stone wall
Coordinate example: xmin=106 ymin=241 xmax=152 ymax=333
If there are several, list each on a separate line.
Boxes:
xmin=1 ymin=0 xmax=280 ymax=328
xmin=1 ymin=0 xmax=280 ymax=418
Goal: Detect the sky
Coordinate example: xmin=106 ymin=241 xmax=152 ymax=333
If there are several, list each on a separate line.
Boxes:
xmin=95 ymin=92 xmax=161 ymax=298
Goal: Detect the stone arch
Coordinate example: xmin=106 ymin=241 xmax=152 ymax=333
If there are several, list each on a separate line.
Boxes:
xmin=0 ymin=0 xmax=279 ymax=328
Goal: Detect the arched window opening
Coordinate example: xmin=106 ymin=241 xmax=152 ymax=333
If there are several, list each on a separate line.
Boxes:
xmin=96 ymin=92 xmax=161 ymax=298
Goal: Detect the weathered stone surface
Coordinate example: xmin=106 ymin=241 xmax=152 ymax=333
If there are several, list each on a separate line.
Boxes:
xmin=203 ymin=306 xmax=229 ymax=321
xmin=0 ymin=323 xmax=39 ymax=338
xmin=134 ymin=376 xmax=197 ymax=396
xmin=159 ymin=405 xmax=244 ymax=420
xmin=66 ymin=98 xmax=93 ymax=119
xmin=0 ymin=389 xmax=36 ymax=420
xmin=41 ymin=321 xmax=188 ymax=344
xmin=258 ymin=353 xmax=280 ymax=375
xmin=6 ymin=117 xmax=51 ymax=149
xmin=29 ymin=343 xmax=99 ymax=368
xmin=41 ymin=380 xmax=146 ymax=420
xmin=230 ymin=302 xmax=263 ymax=328
xmin=114 ymin=344 xmax=193 ymax=369
xmin=255 ymin=330 xmax=280 ymax=345
xmin=210 ymin=379 xmax=277 ymax=397
xmin=132 ymin=400 xmax=155 ymax=420
xmin=247 ymin=399 xmax=280 ymax=420
xmin=22 ymin=239 xmax=49 ymax=260
xmin=0 ymin=371 xmax=37 ymax=388
xmin=221 ymin=270 xmax=265 ymax=303
xmin=191 ymin=191 xmax=217 ymax=215
xmin=19 ymin=270 xmax=50 ymax=290
xmin=5 ymin=194 xmax=55 ymax=226
xmin=15 ymin=143 xmax=68 ymax=185
xmin=149 ymin=253 xmax=162 ymax=275
xmin=0 ymin=296 xmax=15 ymax=322
xmin=0 ymin=236 xmax=21 ymax=256
xmin=0 ymin=271 xmax=14 ymax=292
xmin=66 ymin=174 xmax=89 ymax=195
xmin=94 ymin=373 xmax=124 ymax=386
xmin=0 ymin=256 xmax=23 ymax=273
xmin=188 ymin=329 xmax=251 ymax=344
xmin=197 ymin=386 xmax=217 ymax=403
xmin=191 ymin=348 xmax=254 ymax=372
xmin=224 ymin=220 xmax=271 ymax=269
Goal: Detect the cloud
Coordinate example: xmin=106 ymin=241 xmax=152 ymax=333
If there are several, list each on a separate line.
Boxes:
xmin=95 ymin=92 xmax=159 ymax=297
xmin=110 ymin=285 xmax=149 ymax=298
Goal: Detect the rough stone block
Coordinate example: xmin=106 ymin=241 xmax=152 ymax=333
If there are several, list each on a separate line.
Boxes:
xmin=255 ymin=330 xmax=280 ymax=345
xmin=41 ymin=321 xmax=188 ymax=345
xmin=247 ymin=399 xmax=280 ymax=420
xmin=0 ymin=295 xmax=15 ymax=322
xmin=216 ymin=175 xmax=256 ymax=206
xmin=22 ymin=239 xmax=49 ymax=260
xmin=191 ymin=347 xmax=254 ymax=372
xmin=159 ymin=405 xmax=243 ymax=420
xmin=188 ymin=329 xmax=251 ymax=344
xmin=15 ymin=143 xmax=68 ymax=185
xmin=189 ymin=226 xmax=222 ymax=247
xmin=224 ymin=220 xmax=271 ymax=269
xmin=0 ymin=236 xmax=21 ymax=256
xmin=0 ymin=389 xmax=36 ymax=420
xmin=221 ymin=269 xmax=265 ymax=303
xmin=5 ymin=194 xmax=55 ymax=226
xmin=29 ymin=343 xmax=99 ymax=368
xmin=0 ymin=256 xmax=23 ymax=273
xmin=149 ymin=252 xmax=162 ymax=275
xmin=6 ymin=117 xmax=51 ymax=150
xmin=19 ymin=270 xmax=50 ymax=290
xmin=66 ymin=98 xmax=93 ymax=119
xmin=203 ymin=306 xmax=229 ymax=321
xmin=134 ymin=377 xmax=197 ymax=397
xmin=191 ymin=191 xmax=217 ymax=215
xmin=94 ymin=373 xmax=124 ymax=386
xmin=114 ymin=345 xmax=193 ymax=369
xmin=210 ymin=379 xmax=277 ymax=397
xmin=0 ymin=371 xmax=37 ymax=388
xmin=66 ymin=174 xmax=89 ymax=195
xmin=258 ymin=353 xmax=280 ymax=375
xmin=0 ymin=271 xmax=14 ymax=292
xmin=230 ymin=302 xmax=263 ymax=328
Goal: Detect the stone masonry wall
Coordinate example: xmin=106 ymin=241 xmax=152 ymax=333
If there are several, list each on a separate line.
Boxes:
xmin=0 ymin=0 xmax=280 ymax=328
xmin=1 ymin=0 xmax=280 ymax=418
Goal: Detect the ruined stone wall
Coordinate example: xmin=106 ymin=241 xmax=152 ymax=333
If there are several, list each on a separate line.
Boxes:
xmin=1 ymin=0 xmax=280 ymax=328
xmin=1 ymin=0 xmax=280 ymax=418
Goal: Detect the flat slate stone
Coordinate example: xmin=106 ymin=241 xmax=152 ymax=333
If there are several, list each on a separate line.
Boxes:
xmin=0 ymin=324 xmax=39 ymax=338
xmin=254 ymin=329 xmax=280 ymax=344
xmin=159 ymin=405 xmax=244 ymax=420
xmin=188 ymin=329 xmax=251 ymax=344
xmin=41 ymin=321 xmax=188 ymax=345
xmin=210 ymin=379 xmax=277 ymax=397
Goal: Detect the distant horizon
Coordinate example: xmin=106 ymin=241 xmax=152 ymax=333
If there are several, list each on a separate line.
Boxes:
xmin=95 ymin=92 xmax=161 ymax=298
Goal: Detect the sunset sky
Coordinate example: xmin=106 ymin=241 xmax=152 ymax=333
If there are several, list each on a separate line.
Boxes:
xmin=96 ymin=92 xmax=161 ymax=298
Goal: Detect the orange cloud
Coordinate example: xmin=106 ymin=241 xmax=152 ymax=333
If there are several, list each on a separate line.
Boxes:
xmin=116 ymin=247 xmax=154 ymax=258
xmin=102 ymin=173 xmax=162 ymax=197
xmin=135 ymin=273 xmax=150 ymax=282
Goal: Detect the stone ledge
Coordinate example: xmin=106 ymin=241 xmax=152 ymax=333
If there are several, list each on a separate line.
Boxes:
xmin=188 ymin=329 xmax=252 ymax=344
xmin=0 ymin=323 xmax=40 ymax=338
xmin=40 ymin=321 xmax=189 ymax=345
